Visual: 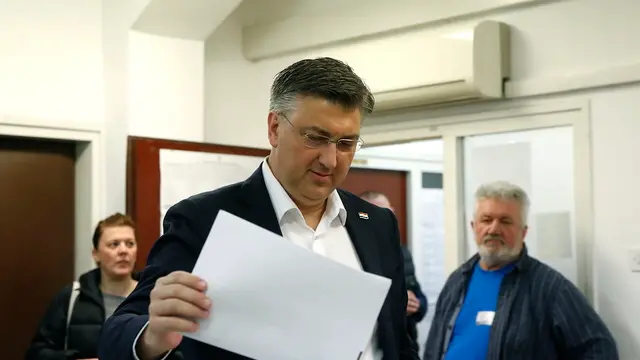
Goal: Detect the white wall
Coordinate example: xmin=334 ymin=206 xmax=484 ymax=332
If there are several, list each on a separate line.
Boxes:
xmin=0 ymin=0 xmax=104 ymax=123
xmin=204 ymin=14 xmax=271 ymax=149
xmin=128 ymin=31 xmax=205 ymax=142
xmin=102 ymin=0 xmax=135 ymax=216
xmin=204 ymin=0 xmax=640 ymax=357
xmin=0 ymin=0 xmax=206 ymax=207
xmin=588 ymin=84 xmax=640 ymax=356
xmin=0 ymin=0 xmax=206 ymax=275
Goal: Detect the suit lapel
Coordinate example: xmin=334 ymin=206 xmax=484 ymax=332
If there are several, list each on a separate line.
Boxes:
xmin=340 ymin=190 xmax=384 ymax=277
xmin=237 ymin=170 xmax=384 ymax=279
xmin=238 ymin=165 xmax=282 ymax=237
xmin=341 ymin=191 xmax=394 ymax=355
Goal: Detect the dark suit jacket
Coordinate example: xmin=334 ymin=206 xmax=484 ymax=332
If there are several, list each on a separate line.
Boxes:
xmin=98 ymin=167 xmax=419 ymax=360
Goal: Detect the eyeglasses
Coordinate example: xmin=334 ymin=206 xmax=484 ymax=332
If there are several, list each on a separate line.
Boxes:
xmin=279 ymin=113 xmax=364 ymax=153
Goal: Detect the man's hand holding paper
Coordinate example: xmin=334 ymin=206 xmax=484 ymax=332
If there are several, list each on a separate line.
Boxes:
xmin=138 ymin=272 xmax=211 ymax=359
xmin=183 ymin=211 xmax=391 ymax=360
xmin=137 ymin=211 xmax=391 ymax=360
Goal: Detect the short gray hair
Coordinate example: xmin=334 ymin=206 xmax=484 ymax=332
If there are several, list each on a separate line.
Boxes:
xmin=269 ymin=57 xmax=375 ymax=117
xmin=474 ymin=180 xmax=530 ymax=224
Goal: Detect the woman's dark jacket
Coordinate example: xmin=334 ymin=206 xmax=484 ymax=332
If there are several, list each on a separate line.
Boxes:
xmin=25 ymin=268 xmax=129 ymax=359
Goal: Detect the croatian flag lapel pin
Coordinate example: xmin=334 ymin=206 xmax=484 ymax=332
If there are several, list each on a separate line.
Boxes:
xmin=358 ymin=212 xmax=369 ymax=220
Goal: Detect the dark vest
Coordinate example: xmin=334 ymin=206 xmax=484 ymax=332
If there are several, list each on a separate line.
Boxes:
xmin=66 ymin=268 xmax=106 ymax=358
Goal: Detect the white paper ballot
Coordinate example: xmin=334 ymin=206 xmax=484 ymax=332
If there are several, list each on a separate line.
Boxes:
xmin=184 ymin=210 xmax=392 ymax=360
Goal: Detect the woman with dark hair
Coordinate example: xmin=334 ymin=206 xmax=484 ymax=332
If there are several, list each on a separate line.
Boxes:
xmin=25 ymin=213 xmax=139 ymax=360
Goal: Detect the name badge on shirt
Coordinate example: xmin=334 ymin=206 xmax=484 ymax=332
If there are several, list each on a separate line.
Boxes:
xmin=476 ymin=311 xmax=495 ymax=326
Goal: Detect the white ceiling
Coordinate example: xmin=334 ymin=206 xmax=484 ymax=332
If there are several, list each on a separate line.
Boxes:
xmin=130 ymin=0 xmax=347 ymax=40
xmin=131 ymin=0 xmax=243 ymax=40
xmin=232 ymin=0 xmax=346 ymax=27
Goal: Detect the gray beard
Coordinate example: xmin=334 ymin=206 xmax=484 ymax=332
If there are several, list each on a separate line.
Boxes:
xmin=478 ymin=244 xmax=521 ymax=268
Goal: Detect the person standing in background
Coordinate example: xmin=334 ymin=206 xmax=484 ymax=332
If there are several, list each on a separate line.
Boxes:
xmin=25 ymin=213 xmax=139 ymax=360
xmin=360 ymin=190 xmax=428 ymax=346
xmin=424 ymin=181 xmax=618 ymax=360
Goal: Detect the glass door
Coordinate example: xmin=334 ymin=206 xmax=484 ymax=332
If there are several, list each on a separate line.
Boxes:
xmin=461 ymin=126 xmax=577 ymax=284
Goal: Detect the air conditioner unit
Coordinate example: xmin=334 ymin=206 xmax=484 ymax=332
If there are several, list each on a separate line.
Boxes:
xmin=372 ymin=20 xmax=510 ymax=113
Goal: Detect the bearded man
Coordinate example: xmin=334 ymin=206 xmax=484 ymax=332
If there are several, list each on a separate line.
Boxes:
xmin=423 ymin=181 xmax=618 ymax=360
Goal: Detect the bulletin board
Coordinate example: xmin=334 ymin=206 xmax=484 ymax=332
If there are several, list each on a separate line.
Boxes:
xmin=126 ymin=136 xmax=269 ymax=271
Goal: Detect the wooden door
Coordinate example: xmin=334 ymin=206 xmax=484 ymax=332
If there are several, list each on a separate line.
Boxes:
xmin=339 ymin=168 xmax=408 ymax=245
xmin=0 ymin=135 xmax=75 ymax=360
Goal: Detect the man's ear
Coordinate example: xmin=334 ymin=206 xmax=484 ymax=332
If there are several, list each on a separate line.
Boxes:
xmin=267 ymin=112 xmax=280 ymax=148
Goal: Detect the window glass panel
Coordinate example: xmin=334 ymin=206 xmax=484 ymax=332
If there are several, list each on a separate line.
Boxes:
xmin=462 ymin=126 xmax=576 ymax=284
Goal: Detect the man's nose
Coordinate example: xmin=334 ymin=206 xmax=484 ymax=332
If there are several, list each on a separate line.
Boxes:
xmin=487 ymin=220 xmax=501 ymax=234
xmin=318 ymin=143 xmax=338 ymax=170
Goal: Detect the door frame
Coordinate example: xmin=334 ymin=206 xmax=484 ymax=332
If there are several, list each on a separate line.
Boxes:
xmin=360 ymin=98 xmax=595 ymax=303
xmin=0 ymin=114 xmax=104 ymax=278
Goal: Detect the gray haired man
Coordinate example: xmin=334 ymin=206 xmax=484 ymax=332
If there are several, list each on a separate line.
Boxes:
xmin=98 ymin=57 xmax=419 ymax=360
xmin=423 ymin=181 xmax=617 ymax=360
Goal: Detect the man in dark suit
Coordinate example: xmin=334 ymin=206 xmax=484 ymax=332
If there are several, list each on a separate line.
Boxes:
xmin=359 ymin=191 xmax=428 ymax=346
xmin=98 ymin=57 xmax=419 ymax=360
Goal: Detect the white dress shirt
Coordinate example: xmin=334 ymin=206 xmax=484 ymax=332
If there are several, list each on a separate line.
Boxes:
xmin=261 ymin=160 xmax=381 ymax=360
xmin=133 ymin=160 xmax=381 ymax=360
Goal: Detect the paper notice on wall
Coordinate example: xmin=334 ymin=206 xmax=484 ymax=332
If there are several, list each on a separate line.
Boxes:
xmin=159 ymin=149 xmax=264 ymax=233
xmin=535 ymin=211 xmax=573 ymax=259
xmin=417 ymin=188 xmax=446 ymax=304
xmin=414 ymin=187 xmax=446 ymax=354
